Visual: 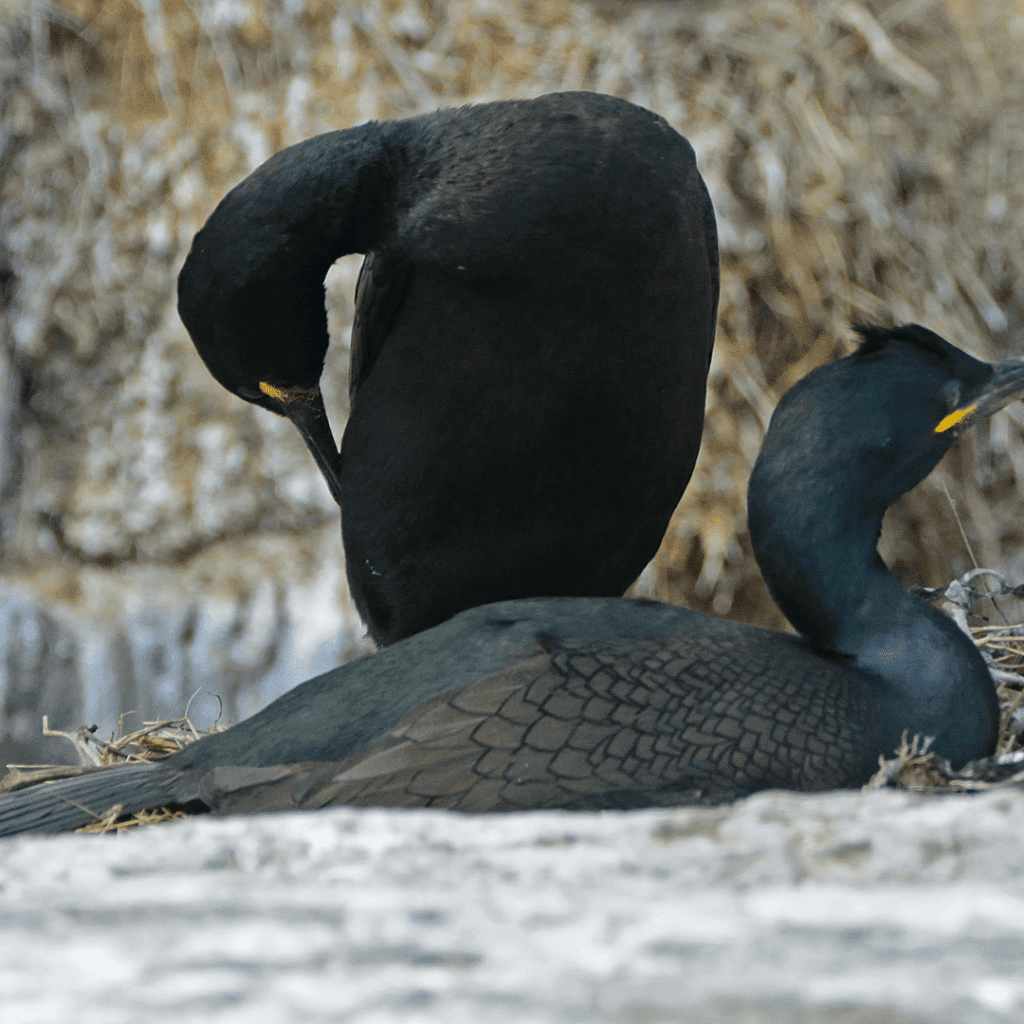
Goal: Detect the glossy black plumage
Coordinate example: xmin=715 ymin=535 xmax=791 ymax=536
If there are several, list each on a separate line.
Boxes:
xmin=177 ymin=91 xmax=720 ymax=646
xmin=1 ymin=323 xmax=1020 ymax=836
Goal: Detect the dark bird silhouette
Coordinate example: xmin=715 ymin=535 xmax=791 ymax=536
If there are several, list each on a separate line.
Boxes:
xmin=1 ymin=323 xmax=1020 ymax=837
xmin=176 ymin=91 xmax=720 ymax=647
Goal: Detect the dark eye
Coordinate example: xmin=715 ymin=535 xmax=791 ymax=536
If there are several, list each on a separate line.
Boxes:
xmin=940 ymin=379 xmax=961 ymax=411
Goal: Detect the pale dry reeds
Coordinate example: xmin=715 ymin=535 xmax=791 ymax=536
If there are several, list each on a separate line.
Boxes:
xmin=7 ymin=0 xmax=1018 ymax=623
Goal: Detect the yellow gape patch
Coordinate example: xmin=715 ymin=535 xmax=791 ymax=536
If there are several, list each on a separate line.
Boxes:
xmin=935 ymin=404 xmax=976 ymax=433
xmin=259 ymin=381 xmax=287 ymax=401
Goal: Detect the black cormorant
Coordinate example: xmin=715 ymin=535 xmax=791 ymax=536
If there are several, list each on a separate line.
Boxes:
xmin=177 ymin=91 xmax=720 ymax=647
xmin=1 ymin=323 xmax=1021 ymax=834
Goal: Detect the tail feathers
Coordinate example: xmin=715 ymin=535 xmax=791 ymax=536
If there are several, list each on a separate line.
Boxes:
xmin=0 ymin=762 xmax=170 ymax=838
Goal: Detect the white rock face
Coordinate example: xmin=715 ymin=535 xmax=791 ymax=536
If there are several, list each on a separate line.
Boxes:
xmin=2 ymin=788 xmax=1023 ymax=1023
xmin=0 ymin=562 xmax=373 ymax=766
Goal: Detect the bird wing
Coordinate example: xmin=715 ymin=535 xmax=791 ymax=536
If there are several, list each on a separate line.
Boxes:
xmin=196 ymin=631 xmax=882 ymax=816
xmin=349 ymin=250 xmax=415 ymax=401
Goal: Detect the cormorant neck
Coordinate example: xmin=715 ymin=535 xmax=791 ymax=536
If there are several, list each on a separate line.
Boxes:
xmin=216 ymin=121 xmax=403 ymax=273
xmin=748 ymin=466 xmax=998 ymax=765
xmin=178 ymin=119 xmax=410 ymax=392
xmin=748 ymin=463 xmax=890 ymax=655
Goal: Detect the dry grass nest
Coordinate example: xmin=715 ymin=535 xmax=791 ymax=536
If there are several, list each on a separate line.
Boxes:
xmin=0 ymin=708 xmax=227 ymax=833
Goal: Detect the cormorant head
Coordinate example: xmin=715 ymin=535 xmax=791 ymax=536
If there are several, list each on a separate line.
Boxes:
xmin=755 ymin=322 xmax=1024 ymax=521
xmin=177 ymin=230 xmax=344 ymax=507
xmin=749 ymin=322 xmax=1024 ymax=652
xmin=850 ymin=321 xmax=1024 ymax=438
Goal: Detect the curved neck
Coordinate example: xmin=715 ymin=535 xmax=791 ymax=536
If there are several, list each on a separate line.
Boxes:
xmin=178 ymin=119 xmax=415 ymax=390
xmin=199 ymin=120 xmax=405 ymax=294
xmin=749 ymin=467 xmax=889 ymax=653
xmin=749 ymin=472 xmax=998 ymax=765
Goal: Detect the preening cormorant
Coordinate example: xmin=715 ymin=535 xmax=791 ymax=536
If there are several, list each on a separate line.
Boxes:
xmin=1 ymin=323 xmax=1020 ymax=835
xmin=177 ymin=91 xmax=720 ymax=647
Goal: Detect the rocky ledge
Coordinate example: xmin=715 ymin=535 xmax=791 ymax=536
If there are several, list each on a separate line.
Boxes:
xmin=2 ymin=786 xmax=1023 ymax=1023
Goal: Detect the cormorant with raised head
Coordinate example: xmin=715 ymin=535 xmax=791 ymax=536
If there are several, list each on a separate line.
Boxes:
xmin=0 ymin=323 xmax=1020 ymax=834
xmin=177 ymin=91 xmax=720 ymax=647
